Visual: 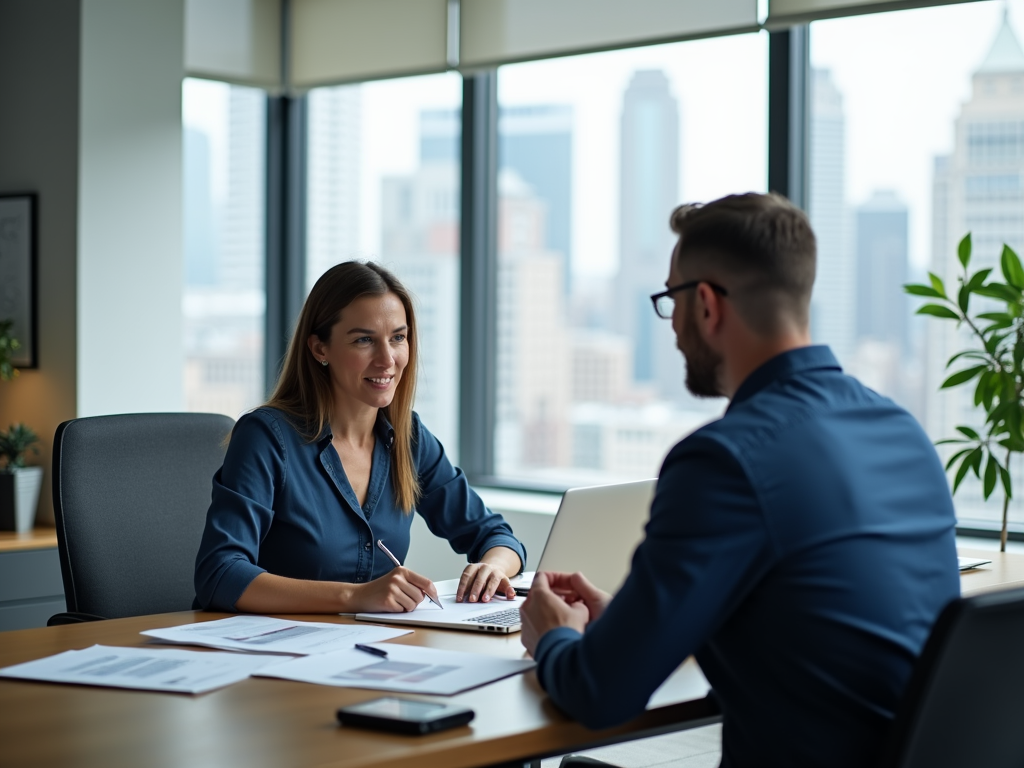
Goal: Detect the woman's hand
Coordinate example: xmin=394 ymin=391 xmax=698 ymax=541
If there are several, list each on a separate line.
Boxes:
xmin=456 ymin=546 xmax=522 ymax=603
xmin=350 ymin=566 xmax=440 ymax=613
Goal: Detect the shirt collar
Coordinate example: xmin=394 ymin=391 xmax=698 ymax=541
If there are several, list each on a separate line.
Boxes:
xmin=316 ymin=410 xmax=396 ymax=450
xmin=727 ymin=345 xmax=841 ymax=411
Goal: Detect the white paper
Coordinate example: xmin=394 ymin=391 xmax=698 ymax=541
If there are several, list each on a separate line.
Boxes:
xmin=257 ymin=642 xmax=535 ymax=695
xmin=0 ymin=644 xmax=278 ymax=694
xmin=142 ymin=616 xmax=412 ymax=655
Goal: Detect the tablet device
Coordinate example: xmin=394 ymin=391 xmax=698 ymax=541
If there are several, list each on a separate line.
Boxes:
xmin=336 ymin=697 xmax=475 ymax=735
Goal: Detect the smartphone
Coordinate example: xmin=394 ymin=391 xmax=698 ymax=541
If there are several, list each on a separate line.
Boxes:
xmin=336 ymin=697 xmax=475 ymax=735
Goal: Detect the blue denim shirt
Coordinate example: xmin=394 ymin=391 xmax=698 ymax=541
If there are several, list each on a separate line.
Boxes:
xmin=194 ymin=408 xmax=525 ymax=611
xmin=534 ymin=346 xmax=960 ymax=768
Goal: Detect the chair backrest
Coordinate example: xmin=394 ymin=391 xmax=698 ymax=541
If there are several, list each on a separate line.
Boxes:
xmin=880 ymin=584 xmax=1024 ymax=768
xmin=52 ymin=412 xmax=234 ymax=619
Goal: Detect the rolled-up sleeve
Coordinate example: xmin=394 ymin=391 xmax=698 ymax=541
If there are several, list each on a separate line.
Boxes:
xmin=412 ymin=414 xmax=526 ymax=570
xmin=534 ymin=434 xmax=771 ymax=729
xmin=194 ymin=412 xmax=286 ymax=610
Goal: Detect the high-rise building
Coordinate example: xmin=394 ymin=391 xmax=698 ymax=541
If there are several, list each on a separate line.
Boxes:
xmin=809 ymin=68 xmax=855 ymax=364
xmin=183 ymin=127 xmax=217 ymax=287
xmin=221 ymin=87 xmax=265 ymax=292
xmin=420 ymin=104 xmax=573 ymax=288
xmin=307 ymin=85 xmax=362 ymax=290
xmin=615 ymin=69 xmax=682 ymax=402
xmin=855 ymin=189 xmax=909 ymax=351
xmin=929 ymin=12 xmax=1024 ymax=528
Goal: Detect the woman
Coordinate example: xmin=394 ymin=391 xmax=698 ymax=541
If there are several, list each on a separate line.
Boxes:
xmin=194 ymin=262 xmax=525 ymax=613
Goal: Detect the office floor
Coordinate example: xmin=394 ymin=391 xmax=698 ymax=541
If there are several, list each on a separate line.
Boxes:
xmin=541 ymin=725 xmax=722 ymax=768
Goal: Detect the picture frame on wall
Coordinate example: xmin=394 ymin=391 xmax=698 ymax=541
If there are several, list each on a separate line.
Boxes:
xmin=0 ymin=193 xmax=38 ymax=369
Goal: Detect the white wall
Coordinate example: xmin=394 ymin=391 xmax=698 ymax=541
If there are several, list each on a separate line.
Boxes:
xmin=0 ymin=0 xmax=82 ymax=524
xmin=78 ymin=0 xmax=185 ymax=417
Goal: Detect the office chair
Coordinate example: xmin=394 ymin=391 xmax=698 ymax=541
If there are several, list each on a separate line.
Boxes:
xmin=880 ymin=585 xmax=1024 ymax=768
xmin=48 ymin=412 xmax=234 ymax=624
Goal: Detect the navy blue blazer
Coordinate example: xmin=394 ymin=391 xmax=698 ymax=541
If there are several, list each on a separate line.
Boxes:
xmin=194 ymin=408 xmax=525 ymax=611
xmin=534 ymin=346 xmax=960 ymax=768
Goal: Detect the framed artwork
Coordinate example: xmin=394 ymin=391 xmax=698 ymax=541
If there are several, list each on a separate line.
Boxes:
xmin=0 ymin=193 xmax=37 ymax=369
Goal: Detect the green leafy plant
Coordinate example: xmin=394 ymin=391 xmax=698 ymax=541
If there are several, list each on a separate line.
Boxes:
xmin=905 ymin=234 xmax=1024 ymax=551
xmin=0 ymin=319 xmax=20 ymax=382
xmin=0 ymin=423 xmax=39 ymax=471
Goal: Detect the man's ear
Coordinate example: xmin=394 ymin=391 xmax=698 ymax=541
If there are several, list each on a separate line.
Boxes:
xmin=695 ymin=282 xmax=725 ymax=335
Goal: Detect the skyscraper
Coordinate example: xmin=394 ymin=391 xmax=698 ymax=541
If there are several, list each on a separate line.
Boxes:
xmin=855 ymin=189 xmax=909 ymax=352
xmin=929 ymin=12 xmax=1024 ymax=527
xmin=809 ymin=68 xmax=854 ymax=364
xmin=306 ymin=85 xmax=362 ymax=290
xmin=615 ymin=69 xmax=681 ymax=402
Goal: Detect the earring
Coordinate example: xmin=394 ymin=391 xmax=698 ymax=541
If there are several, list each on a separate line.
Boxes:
xmin=320 ymin=359 xmax=328 ymax=367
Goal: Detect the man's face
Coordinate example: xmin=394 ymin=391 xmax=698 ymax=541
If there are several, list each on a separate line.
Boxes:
xmin=669 ymin=255 xmax=724 ymax=399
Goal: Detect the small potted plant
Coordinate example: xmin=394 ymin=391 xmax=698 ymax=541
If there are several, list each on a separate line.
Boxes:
xmin=0 ymin=423 xmax=42 ymax=532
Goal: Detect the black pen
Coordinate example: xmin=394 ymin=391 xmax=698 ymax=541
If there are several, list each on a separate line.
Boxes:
xmin=376 ymin=539 xmax=444 ymax=609
xmin=354 ymin=643 xmax=389 ymax=658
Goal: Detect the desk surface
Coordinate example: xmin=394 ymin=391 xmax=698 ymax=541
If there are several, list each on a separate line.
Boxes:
xmin=0 ymin=527 xmax=57 ymax=553
xmin=2 ymin=549 xmax=1022 ymax=768
xmin=0 ymin=612 xmax=715 ymax=768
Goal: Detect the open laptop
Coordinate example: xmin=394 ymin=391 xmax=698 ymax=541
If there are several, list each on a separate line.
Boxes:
xmin=354 ymin=478 xmax=657 ymax=634
xmin=513 ymin=478 xmax=657 ymax=596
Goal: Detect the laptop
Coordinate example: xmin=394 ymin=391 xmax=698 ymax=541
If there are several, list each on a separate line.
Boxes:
xmin=355 ymin=588 xmax=527 ymax=634
xmin=354 ymin=478 xmax=657 ymax=634
xmin=958 ymin=556 xmax=992 ymax=571
xmin=513 ymin=478 xmax=657 ymax=596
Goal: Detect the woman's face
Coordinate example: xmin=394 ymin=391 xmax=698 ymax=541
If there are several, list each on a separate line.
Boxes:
xmin=308 ymin=292 xmax=410 ymax=413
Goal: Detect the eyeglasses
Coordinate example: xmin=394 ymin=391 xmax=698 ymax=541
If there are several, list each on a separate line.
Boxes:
xmin=649 ymin=280 xmax=729 ymax=319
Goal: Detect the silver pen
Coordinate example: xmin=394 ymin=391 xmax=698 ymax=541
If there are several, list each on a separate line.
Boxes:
xmin=376 ymin=539 xmax=444 ymax=609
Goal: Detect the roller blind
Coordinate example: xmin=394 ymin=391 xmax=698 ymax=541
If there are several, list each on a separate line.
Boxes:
xmin=766 ymin=0 xmax=973 ymax=27
xmin=290 ymin=0 xmax=450 ymax=88
xmin=459 ymin=0 xmax=760 ymax=69
xmin=185 ymin=0 xmax=281 ymax=88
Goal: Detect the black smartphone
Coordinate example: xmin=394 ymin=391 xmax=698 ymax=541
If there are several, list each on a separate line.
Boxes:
xmin=336 ymin=697 xmax=475 ymax=735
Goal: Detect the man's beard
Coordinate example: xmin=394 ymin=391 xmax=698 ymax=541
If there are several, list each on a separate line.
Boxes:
xmin=680 ymin=304 xmax=724 ymax=398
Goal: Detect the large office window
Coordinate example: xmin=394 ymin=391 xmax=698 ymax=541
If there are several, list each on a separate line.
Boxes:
xmin=493 ymin=34 xmax=769 ymax=485
xmin=182 ymin=78 xmax=266 ymax=418
xmin=809 ymin=2 xmax=1024 ymax=531
xmin=306 ymin=74 xmax=463 ymax=459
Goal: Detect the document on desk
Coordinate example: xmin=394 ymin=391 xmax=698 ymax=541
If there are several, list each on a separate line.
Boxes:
xmin=142 ymin=616 xmax=411 ymax=655
xmin=256 ymin=643 xmax=535 ymax=696
xmin=0 ymin=644 xmax=279 ymax=694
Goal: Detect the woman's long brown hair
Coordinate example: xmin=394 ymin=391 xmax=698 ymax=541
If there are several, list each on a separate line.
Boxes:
xmin=264 ymin=261 xmax=420 ymax=512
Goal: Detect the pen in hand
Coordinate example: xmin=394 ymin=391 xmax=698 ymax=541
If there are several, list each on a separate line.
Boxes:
xmin=376 ymin=539 xmax=444 ymax=610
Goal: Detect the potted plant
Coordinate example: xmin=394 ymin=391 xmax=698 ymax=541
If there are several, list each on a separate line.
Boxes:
xmin=905 ymin=234 xmax=1024 ymax=551
xmin=0 ymin=423 xmax=42 ymax=532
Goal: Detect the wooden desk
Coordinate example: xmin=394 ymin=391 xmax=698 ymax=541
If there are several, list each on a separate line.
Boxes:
xmin=0 ymin=612 xmax=716 ymax=768
xmin=958 ymin=548 xmax=1024 ymax=596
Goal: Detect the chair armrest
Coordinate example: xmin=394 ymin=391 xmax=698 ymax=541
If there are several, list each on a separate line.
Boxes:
xmin=47 ymin=612 xmax=108 ymax=626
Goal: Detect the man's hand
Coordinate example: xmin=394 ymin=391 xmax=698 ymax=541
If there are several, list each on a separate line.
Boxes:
xmin=520 ymin=572 xmax=591 ymax=656
xmin=542 ymin=571 xmax=611 ymax=623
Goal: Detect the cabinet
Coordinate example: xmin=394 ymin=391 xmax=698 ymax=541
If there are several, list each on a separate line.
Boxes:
xmin=0 ymin=530 xmax=65 ymax=631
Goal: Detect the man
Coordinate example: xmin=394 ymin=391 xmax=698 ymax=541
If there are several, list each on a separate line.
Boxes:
xmin=520 ymin=193 xmax=960 ymax=767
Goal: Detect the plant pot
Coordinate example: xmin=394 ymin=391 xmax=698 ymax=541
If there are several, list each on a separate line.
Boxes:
xmin=0 ymin=466 xmax=43 ymax=532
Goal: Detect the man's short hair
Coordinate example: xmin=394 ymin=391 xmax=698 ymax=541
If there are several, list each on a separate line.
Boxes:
xmin=670 ymin=192 xmax=816 ymax=335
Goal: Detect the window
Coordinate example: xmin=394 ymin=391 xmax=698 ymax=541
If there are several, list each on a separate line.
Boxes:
xmin=494 ymin=33 xmax=768 ymax=485
xmin=306 ymin=74 xmax=462 ymax=459
xmin=809 ymin=2 xmax=1024 ymax=531
xmin=182 ymin=78 xmax=266 ymax=418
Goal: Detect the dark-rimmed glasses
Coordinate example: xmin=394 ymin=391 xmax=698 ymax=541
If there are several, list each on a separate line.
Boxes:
xmin=649 ymin=280 xmax=728 ymax=319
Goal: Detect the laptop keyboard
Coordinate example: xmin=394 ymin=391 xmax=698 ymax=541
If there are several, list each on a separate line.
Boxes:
xmin=464 ymin=607 xmax=521 ymax=626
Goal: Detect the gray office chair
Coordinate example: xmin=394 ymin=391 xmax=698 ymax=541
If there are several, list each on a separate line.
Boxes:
xmin=48 ymin=412 xmax=234 ymax=624
xmin=880 ymin=585 xmax=1024 ymax=768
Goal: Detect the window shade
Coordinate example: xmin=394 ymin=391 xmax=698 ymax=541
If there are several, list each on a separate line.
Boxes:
xmin=459 ymin=0 xmax=760 ymax=69
xmin=766 ymin=0 xmax=972 ymax=27
xmin=290 ymin=0 xmax=449 ymax=88
xmin=185 ymin=0 xmax=281 ymax=88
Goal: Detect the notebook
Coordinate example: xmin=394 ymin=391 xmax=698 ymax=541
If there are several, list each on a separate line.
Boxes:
xmin=958 ymin=556 xmax=992 ymax=571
